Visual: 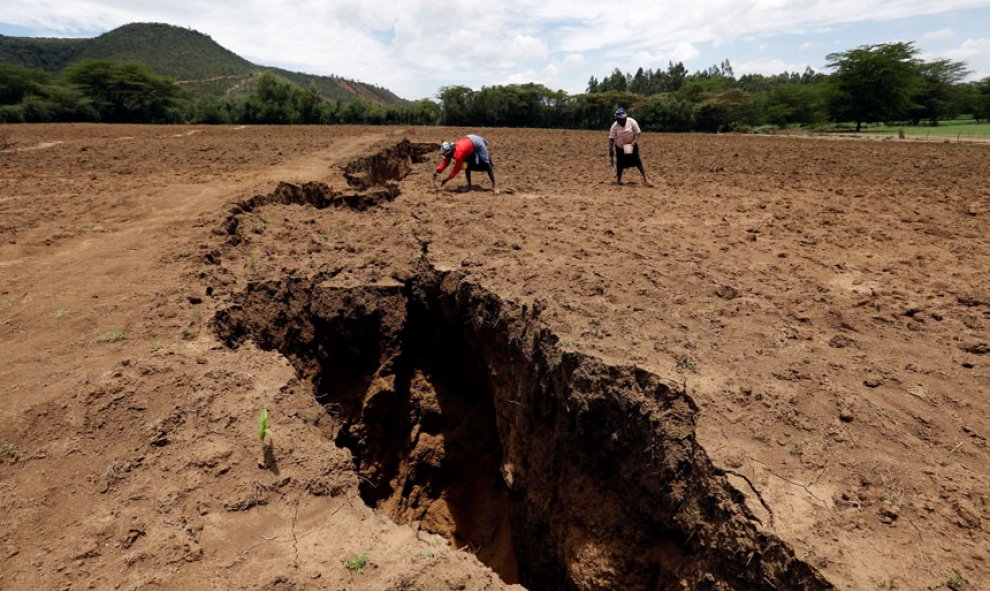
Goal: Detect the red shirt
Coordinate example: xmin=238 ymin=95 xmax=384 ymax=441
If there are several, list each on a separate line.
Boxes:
xmin=435 ymin=137 xmax=475 ymax=181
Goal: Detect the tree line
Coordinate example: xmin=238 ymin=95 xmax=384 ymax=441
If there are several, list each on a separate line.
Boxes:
xmin=442 ymin=43 xmax=989 ymax=132
xmin=2 ymin=43 xmax=990 ymax=131
xmin=0 ymin=60 xmax=442 ymax=125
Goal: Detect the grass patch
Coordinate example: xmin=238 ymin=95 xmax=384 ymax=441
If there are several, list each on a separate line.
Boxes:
xmin=1 ymin=442 xmax=17 ymax=461
xmin=948 ymin=573 xmax=969 ymax=590
xmin=98 ymin=329 xmax=127 ymax=343
xmin=866 ymin=119 xmax=990 ymax=138
xmin=344 ymin=554 xmax=368 ymax=573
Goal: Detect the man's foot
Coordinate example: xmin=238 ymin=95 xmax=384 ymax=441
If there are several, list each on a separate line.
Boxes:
xmin=611 ymin=180 xmax=623 ymax=186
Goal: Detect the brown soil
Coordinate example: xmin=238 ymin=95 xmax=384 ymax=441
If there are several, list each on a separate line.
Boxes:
xmin=1 ymin=123 xmax=988 ymax=591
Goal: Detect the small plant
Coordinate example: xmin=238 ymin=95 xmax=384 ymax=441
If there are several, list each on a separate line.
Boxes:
xmin=5 ymin=359 xmax=13 ymax=367
xmin=196 ymin=269 xmax=211 ymax=279
xmin=676 ymin=356 xmax=699 ymax=373
xmin=948 ymin=573 xmax=968 ymax=590
xmin=150 ymin=342 xmax=162 ymax=352
xmin=1 ymin=442 xmax=16 ymax=460
xmin=1 ymin=298 xmax=11 ymax=307
xmin=99 ymin=330 xmax=127 ymax=343
xmin=258 ymin=408 xmax=272 ymax=441
xmin=345 ymin=554 xmax=368 ymax=573
xmin=54 ymin=308 xmax=67 ymax=318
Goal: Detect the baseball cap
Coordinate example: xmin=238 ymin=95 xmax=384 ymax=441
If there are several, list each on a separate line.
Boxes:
xmin=615 ymin=108 xmax=627 ymax=118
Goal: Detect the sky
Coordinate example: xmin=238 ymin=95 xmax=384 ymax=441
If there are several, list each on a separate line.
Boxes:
xmin=2 ymin=1 xmax=989 ymax=100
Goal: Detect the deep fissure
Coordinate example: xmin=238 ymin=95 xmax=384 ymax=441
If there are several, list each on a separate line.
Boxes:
xmin=218 ymin=140 xmax=435 ymax=240
xmin=215 ymin=269 xmax=835 ymax=591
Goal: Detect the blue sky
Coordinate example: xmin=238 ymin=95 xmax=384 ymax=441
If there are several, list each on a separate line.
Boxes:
xmin=2 ymin=1 xmax=989 ymax=99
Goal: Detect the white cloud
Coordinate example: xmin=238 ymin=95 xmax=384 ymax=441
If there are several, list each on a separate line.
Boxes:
xmin=942 ymin=37 xmax=990 ymax=60
xmin=920 ymin=27 xmax=957 ymax=44
xmin=3 ymin=0 xmax=990 ymax=97
xmin=799 ymin=41 xmax=821 ymax=50
xmin=735 ymin=58 xmax=811 ymax=76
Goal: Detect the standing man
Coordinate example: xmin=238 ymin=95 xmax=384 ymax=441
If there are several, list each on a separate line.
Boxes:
xmin=608 ymin=108 xmax=652 ymax=186
xmin=433 ymin=134 xmax=499 ymax=194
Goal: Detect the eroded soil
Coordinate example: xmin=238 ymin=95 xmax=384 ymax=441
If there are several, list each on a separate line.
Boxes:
xmin=1 ymin=123 xmax=988 ymax=590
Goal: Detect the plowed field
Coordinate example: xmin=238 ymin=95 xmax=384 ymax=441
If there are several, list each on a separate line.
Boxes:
xmin=1 ymin=124 xmax=988 ymax=591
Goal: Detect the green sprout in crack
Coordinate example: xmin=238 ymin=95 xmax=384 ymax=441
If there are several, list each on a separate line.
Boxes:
xmin=258 ymin=408 xmax=272 ymax=441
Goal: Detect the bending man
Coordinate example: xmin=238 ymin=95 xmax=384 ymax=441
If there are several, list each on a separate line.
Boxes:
xmin=433 ymin=134 xmax=499 ymax=194
xmin=608 ymin=108 xmax=652 ymax=186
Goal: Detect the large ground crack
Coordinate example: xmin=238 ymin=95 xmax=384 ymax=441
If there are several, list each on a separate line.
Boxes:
xmin=214 ymin=267 xmax=834 ymax=591
xmin=218 ymin=139 xmax=435 ymax=240
xmin=343 ymin=140 xmax=436 ymax=190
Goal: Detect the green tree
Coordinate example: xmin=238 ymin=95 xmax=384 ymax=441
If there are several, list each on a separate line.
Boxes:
xmin=61 ymin=59 xmax=184 ymax=122
xmin=192 ymin=96 xmax=236 ymax=124
xmin=694 ymin=88 xmax=750 ymax=132
xmin=764 ymin=84 xmax=826 ymax=127
xmin=826 ymin=42 xmax=920 ymax=131
xmin=974 ymin=77 xmax=990 ymax=122
xmin=438 ymin=85 xmax=474 ymax=125
xmin=242 ymin=73 xmax=302 ymax=123
xmin=909 ymin=58 xmax=970 ymax=125
xmin=0 ymin=64 xmax=51 ymax=105
xmin=629 ymin=67 xmax=649 ymax=95
xmin=603 ymin=68 xmax=628 ymax=92
xmin=638 ymin=95 xmax=694 ymax=131
xmin=406 ymin=99 xmax=442 ymax=125
xmin=296 ymin=85 xmax=324 ymax=124
xmin=21 ymin=83 xmax=97 ymax=122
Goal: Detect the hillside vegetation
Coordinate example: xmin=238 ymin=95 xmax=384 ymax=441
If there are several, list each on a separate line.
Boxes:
xmin=0 ymin=22 xmax=404 ymax=105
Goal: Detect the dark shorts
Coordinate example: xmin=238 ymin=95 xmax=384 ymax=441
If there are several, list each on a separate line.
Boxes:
xmin=614 ymin=144 xmax=642 ymax=170
xmin=466 ymin=158 xmax=491 ymax=172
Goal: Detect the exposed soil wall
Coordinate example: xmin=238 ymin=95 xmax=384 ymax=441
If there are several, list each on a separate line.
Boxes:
xmin=215 ymin=266 xmax=834 ymax=591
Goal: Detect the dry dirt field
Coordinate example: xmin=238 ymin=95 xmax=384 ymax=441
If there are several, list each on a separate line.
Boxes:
xmin=0 ymin=124 xmax=988 ymax=591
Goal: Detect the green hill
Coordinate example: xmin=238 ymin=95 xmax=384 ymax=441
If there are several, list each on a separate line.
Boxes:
xmin=0 ymin=22 xmax=405 ymax=105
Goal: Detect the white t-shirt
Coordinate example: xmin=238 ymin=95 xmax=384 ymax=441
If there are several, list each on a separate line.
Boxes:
xmin=609 ymin=117 xmax=641 ymax=146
